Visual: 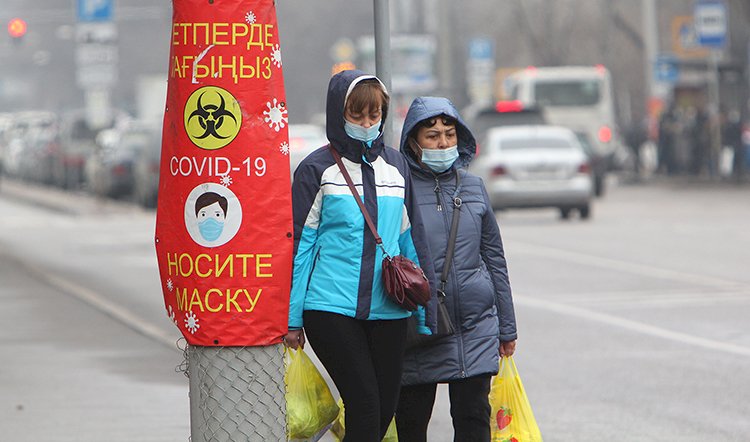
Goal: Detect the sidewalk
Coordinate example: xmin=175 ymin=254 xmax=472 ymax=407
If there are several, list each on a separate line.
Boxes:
xmin=0 ymin=248 xmax=189 ymax=441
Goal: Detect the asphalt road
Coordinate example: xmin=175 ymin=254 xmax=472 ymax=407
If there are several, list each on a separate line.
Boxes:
xmin=1 ymin=177 xmax=748 ymax=441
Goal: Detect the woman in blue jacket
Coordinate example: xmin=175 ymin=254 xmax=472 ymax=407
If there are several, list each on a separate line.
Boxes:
xmin=283 ymin=70 xmax=437 ymax=441
xmin=396 ymin=97 xmax=518 ymax=442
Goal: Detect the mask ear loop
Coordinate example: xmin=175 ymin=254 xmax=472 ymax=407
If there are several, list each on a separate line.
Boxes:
xmin=408 ymin=137 xmax=422 ymax=160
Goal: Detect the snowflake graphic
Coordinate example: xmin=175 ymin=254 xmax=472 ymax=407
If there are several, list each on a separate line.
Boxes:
xmin=219 ymin=173 xmax=233 ymax=187
xmin=270 ymin=44 xmax=282 ymax=68
xmin=263 ymin=98 xmax=288 ymax=132
xmin=166 ymin=278 xmax=174 ymax=292
xmin=185 ymin=311 xmax=200 ymax=334
xmin=279 ymin=141 xmax=290 ymax=155
xmin=167 ymin=305 xmax=177 ymax=326
xmin=245 ymin=11 xmax=256 ymax=24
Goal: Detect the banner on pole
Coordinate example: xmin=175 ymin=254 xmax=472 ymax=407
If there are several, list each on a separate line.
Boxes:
xmin=156 ymin=0 xmax=292 ymax=346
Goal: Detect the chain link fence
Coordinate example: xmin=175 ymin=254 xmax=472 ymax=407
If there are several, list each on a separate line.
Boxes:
xmin=181 ymin=343 xmax=287 ymax=441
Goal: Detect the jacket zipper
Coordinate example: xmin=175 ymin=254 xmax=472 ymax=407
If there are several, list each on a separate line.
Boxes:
xmin=306 ymin=247 xmax=321 ymax=290
xmin=433 ymin=176 xmax=442 ymax=211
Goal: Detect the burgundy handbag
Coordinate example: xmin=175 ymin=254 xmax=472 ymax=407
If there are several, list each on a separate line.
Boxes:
xmin=329 ymin=146 xmax=430 ymax=311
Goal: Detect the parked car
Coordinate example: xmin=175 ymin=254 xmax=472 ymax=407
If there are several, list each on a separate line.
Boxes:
xmin=21 ymin=120 xmax=60 ymax=184
xmin=86 ymin=121 xmax=157 ymax=199
xmin=55 ymin=110 xmax=127 ymax=190
xmin=288 ymin=124 xmax=327 ymax=175
xmin=132 ymin=124 xmax=162 ymax=208
xmin=470 ymin=125 xmax=594 ymax=219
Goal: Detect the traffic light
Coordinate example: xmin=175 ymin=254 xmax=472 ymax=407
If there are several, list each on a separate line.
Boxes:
xmin=7 ymin=18 xmax=27 ymax=43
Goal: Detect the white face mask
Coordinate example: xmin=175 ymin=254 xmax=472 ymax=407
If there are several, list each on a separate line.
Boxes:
xmin=344 ymin=120 xmax=382 ymax=147
xmin=421 ymin=145 xmax=459 ymax=172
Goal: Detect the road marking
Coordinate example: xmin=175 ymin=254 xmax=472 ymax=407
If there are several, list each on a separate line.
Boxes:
xmin=21 ymin=259 xmax=179 ymax=352
xmin=517 ymin=296 xmax=750 ymax=357
xmin=511 ymin=241 xmax=743 ymax=289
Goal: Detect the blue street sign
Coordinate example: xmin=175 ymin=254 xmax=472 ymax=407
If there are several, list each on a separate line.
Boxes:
xmin=77 ymin=0 xmax=114 ymax=22
xmin=469 ymin=38 xmax=493 ymax=60
xmin=655 ymin=56 xmax=679 ymax=83
xmin=694 ymin=1 xmax=726 ymax=48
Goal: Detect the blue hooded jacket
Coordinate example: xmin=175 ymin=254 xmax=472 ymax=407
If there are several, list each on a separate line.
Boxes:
xmin=399 ymin=97 xmax=517 ymax=385
xmin=288 ymin=70 xmax=437 ymax=333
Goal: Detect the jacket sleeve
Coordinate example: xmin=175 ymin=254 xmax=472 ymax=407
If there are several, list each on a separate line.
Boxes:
xmin=288 ymin=162 xmax=322 ymax=329
xmin=399 ymin=164 xmax=438 ymax=334
xmin=478 ymin=180 xmax=517 ymax=342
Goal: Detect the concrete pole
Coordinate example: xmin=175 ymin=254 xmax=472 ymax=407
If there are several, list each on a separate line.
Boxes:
xmin=642 ymin=0 xmax=657 ymax=102
xmin=437 ymin=0 xmax=453 ymax=97
xmin=374 ymin=0 xmax=394 ymax=145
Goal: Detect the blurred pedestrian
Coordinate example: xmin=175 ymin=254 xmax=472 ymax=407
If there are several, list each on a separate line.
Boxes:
xmin=658 ymin=103 xmax=678 ymax=175
xmin=722 ymin=108 xmax=744 ymax=182
xmin=395 ymin=97 xmax=517 ymax=442
xmin=690 ymin=104 xmax=711 ymax=177
xmin=283 ymin=70 xmax=437 ymax=442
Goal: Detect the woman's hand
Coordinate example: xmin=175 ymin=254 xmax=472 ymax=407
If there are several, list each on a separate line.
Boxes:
xmin=283 ymin=329 xmax=306 ymax=350
xmin=500 ymin=340 xmax=516 ymax=357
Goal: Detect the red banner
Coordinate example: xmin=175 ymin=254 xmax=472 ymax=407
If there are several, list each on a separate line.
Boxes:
xmin=156 ymin=0 xmax=292 ymax=346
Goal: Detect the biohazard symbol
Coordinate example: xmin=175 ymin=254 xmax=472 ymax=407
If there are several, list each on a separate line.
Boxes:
xmin=184 ymin=86 xmax=242 ymax=150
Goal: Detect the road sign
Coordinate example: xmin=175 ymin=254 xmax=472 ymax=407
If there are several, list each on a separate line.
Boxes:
xmin=694 ymin=1 xmax=727 ymax=48
xmin=467 ymin=38 xmax=494 ymax=104
xmin=654 ymin=55 xmax=679 ymax=83
xmin=77 ymin=0 xmax=114 ymax=22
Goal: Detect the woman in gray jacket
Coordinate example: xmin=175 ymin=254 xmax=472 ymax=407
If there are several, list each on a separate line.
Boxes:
xmin=396 ymin=97 xmax=518 ymax=442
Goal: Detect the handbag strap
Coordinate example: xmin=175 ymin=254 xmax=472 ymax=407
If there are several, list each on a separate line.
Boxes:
xmin=328 ymin=145 xmax=388 ymax=255
xmin=440 ymin=170 xmax=462 ymax=293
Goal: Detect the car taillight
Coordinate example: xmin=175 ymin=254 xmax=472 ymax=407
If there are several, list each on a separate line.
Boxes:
xmin=492 ymin=165 xmax=507 ymax=176
xmin=46 ymin=142 xmax=60 ymax=154
xmin=112 ymin=164 xmax=128 ymax=176
xmin=598 ymin=126 xmax=612 ymax=143
xmin=578 ymin=163 xmax=591 ymax=174
xmin=495 ymin=100 xmax=523 ymax=113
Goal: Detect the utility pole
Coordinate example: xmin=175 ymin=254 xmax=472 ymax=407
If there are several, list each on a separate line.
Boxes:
xmin=642 ymin=0 xmax=658 ymax=103
xmin=373 ymin=0 xmax=393 ymax=145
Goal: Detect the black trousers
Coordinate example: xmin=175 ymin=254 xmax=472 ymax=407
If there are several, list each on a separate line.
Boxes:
xmin=303 ymin=310 xmax=407 ymax=442
xmin=395 ymin=374 xmax=492 ymax=442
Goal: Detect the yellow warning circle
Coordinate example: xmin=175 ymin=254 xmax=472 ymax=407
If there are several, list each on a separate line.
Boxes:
xmin=184 ymin=86 xmax=242 ymax=150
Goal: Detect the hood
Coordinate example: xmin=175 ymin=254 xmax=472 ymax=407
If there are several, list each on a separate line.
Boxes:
xmin=326 ymin=69 xmax=389 ymax=163
xmin=399 ymin=96 xmax=476 ymax=173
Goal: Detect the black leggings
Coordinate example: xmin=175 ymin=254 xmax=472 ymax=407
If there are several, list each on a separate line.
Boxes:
xmin=303 ymin=310 xmax=407 ymax=442
xmin=395 ymin=374 xmax=492 ymax=442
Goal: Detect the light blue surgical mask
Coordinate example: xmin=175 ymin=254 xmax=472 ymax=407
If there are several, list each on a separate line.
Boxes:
xmin=198 ymin=217 xmax=224 ymax=242
xmin=345 ymin=120 xmax=382 ymax=147
xmin=421 ymin=145 xmax=459 ymax=173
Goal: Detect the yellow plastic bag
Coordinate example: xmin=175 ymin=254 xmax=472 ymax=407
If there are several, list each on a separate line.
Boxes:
xmin=489 ymin=356 xmax=543 ymax=442
xmin=330 ymin=398 xmax=398 ymax=442
xmin=285 ymin=348 xmax=340 ymax=441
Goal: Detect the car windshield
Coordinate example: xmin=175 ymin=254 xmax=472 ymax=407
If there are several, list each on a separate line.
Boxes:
xmin=496 ymin=136 xmax=572 ymax=151
xmin=534 ymin=80 xmax=600 ymax=106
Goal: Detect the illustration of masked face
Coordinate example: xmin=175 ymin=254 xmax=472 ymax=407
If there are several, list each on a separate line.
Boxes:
xmin=197 ymin=202 xmax=226 ymax=241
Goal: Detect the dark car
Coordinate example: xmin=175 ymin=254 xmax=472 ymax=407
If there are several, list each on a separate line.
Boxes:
xmin=132 ymin=124 xmax=162 ymax=208
xmin=464 ymin=100 xmax=548 ymax=154
xmin=55 ymin=110 xmax=128 ymax=190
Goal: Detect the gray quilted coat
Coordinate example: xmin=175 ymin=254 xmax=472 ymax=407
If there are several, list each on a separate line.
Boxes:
xmin=399 ymin=97 xmax=517 ymax=386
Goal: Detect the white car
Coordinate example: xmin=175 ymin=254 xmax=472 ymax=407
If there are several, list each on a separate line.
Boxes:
xmin=471 ymin=125 xmax=593 ymax=219
xmin=288 ymin=124 xmax=327 ymax=175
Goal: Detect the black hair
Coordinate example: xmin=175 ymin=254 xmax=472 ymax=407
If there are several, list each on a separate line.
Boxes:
xmin=195 ymin=192 xmax=228 ymax=217
xmin=409 ymin=114 xmax=457 ymax=139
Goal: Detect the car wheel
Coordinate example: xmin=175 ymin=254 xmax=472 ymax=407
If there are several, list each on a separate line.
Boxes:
xmin=559 ymin=208 xmax=571 ymax=220
xmin=579 ymin=205 xmax=591 ymax=220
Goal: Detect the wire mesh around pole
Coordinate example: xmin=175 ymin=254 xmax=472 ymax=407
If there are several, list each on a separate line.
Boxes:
xmin=188 ymin=344 xmax=286 ymax=441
